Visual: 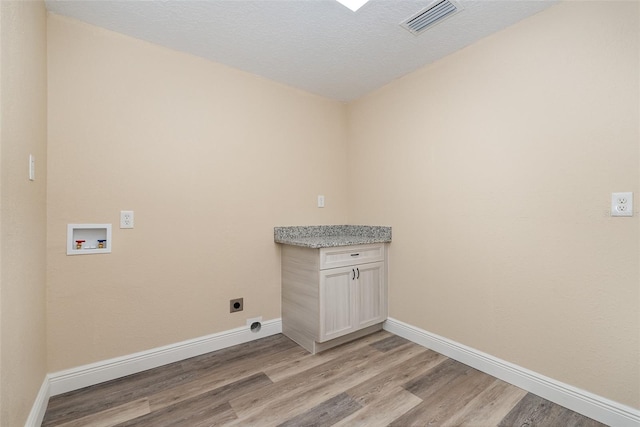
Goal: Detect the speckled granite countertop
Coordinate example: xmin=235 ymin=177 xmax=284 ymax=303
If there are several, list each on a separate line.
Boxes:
xmin=274 ymin=225 xmax=391 ymax=248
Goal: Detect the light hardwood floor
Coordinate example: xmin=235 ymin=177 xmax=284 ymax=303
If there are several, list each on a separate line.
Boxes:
xmin=42 ymin=331 xmax=606 ymax=426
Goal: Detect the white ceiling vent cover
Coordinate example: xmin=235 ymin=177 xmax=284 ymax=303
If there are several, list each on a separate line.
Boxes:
xmin=401 ymin=0 xmax=463 ymax=35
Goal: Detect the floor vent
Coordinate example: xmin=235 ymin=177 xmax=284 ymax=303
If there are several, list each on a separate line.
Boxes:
xmin=400 ymin=0 xmax=462 ymax=35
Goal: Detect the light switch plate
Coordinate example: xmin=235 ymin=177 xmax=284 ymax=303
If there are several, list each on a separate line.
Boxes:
xmin=611 ymin=192 xmax=633 ymax=217
xmin=29 ymin=154 xmax=35 ymax=181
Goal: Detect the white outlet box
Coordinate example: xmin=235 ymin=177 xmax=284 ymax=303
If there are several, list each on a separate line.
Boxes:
xmin=317 ymin=195 xmax=325 ymax=208
xmin=67 ymin=224 xmax=112 ymax=255
xmin=120 ymin=210 xmax=134 ymax=228
xmin=611 ymin=192 xmax=633 ymax=217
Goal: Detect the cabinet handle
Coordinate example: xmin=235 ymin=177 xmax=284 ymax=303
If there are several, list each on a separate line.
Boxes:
xmin=352 ymin=269 xmax=356 ymax=280
xmin=356 ymin=268 xmax=360 ymax=279
xmin=350 ymin=253 xmax=360 ymax=257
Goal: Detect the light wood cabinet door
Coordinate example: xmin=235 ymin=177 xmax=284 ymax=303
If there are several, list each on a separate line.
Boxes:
xmin=319 ymin=266 xmax=356 ymax=342
xmin=356 ymin=262 xmax=386 ymax=329
xmin=319 ymin=261 xmax=385 ymax=342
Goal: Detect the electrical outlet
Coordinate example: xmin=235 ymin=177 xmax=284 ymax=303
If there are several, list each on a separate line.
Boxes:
xmin=317 ymin=195 xmax=325 ymax=208
xmin=120 ymin=210 xmax=134 ymax=228
xmin=611 ymin=192 xmax=633 ymax=217
xmin=230 ymin=298 xmax=243 ymax=313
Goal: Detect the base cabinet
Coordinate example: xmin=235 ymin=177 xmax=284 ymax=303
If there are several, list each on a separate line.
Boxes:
xmin=282 ymin=243 xmax=387 ymax=353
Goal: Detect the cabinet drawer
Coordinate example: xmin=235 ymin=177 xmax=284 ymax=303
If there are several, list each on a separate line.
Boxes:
xmin=320 ymin=244 xmax=385 ymax=270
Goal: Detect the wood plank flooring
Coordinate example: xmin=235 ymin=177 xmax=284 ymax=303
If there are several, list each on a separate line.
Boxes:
xmin=42 ymin=331 xmax=606 ymax=426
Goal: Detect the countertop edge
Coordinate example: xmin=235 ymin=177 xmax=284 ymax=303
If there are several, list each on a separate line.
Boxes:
xmin=274 ymin=237 xmax=392 ymax=249
xmin=274 ymin=225 xmax=392 ymax=249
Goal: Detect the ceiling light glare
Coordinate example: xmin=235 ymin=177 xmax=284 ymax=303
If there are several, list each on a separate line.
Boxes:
xmin=335 ymin=0 xmax=370 ymax=12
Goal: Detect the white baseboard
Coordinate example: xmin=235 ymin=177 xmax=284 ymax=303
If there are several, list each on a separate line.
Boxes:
xmin=383 ymin=317 xmax=640 ymax=427
xmin=48 ymin=318 xmax=282 ymax=397
xmin=32 ymin=317 xmax=639 ymax=427
xmin=25 ymin=377 xmax=50 ymax=427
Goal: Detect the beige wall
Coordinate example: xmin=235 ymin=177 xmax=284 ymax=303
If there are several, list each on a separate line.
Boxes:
xmin=47 ymin=14 xmax=349 ymax=371
xmin=46 ymin=0 xmax=639 ymax=413
xmin=0 ymin=0 xmax=48 ymax=425
xmin=348 ymin=1 xmax=639 ymax=409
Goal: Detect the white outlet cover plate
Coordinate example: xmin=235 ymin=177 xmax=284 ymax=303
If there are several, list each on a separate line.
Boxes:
xmin=611 ymin=192 xmax=633 ymax=217
xmin=120 ymin=210 xmax=134 ymax=228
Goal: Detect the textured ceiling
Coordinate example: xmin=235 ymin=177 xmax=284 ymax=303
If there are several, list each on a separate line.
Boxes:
xmin=45 ymin=0 xmax=558 ymax=101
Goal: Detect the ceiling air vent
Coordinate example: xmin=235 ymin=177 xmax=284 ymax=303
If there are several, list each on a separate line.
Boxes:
xmin=400 ymin=0 xmax=462 ymax=36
